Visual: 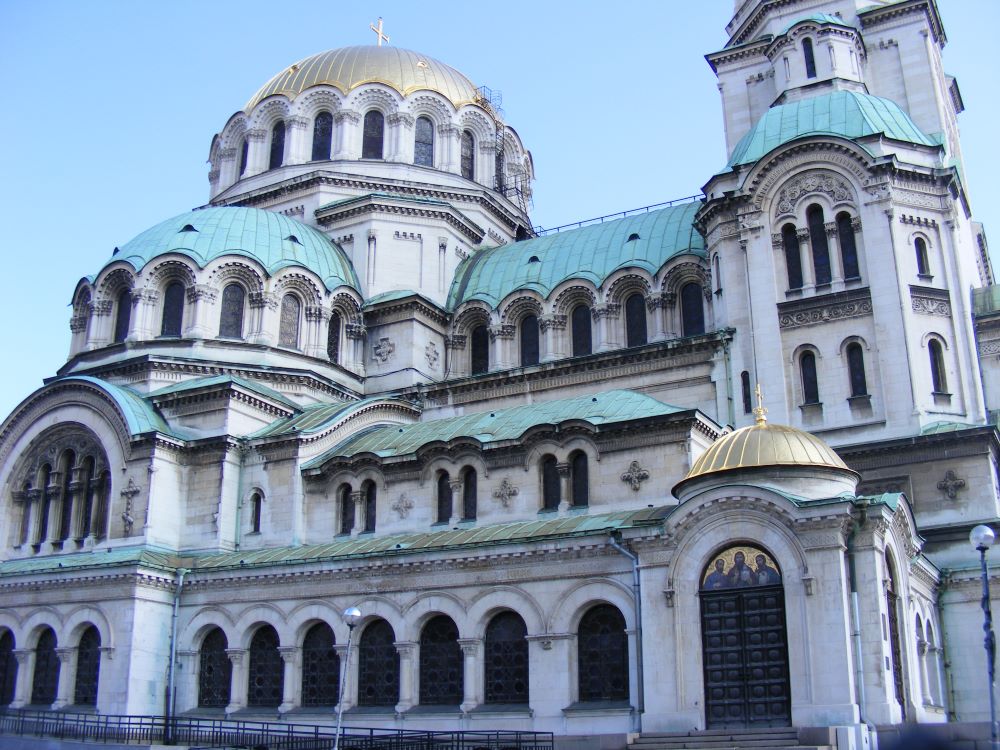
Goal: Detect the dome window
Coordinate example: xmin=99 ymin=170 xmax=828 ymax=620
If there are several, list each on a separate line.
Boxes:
xmin=362 ymin=111 xmax=385 ymax=160
xmin=269 ymin=121 xmax=286 ymax=169
xmin=179 ymin=224 xmax=198 ymax=233
xmin=627 ymin=233 xmax=640 ymax=242
xmin=284 ymin=234 xmax=302 ymax=245
xmin=414 ymin=116 xmax=434 ymax=167
xmin=528 ymin=256 xmax=540 ymax=263
xmin=460 ymin=130 xmax=475 ymax=180
xmin=312 ymin=111 xmax=333 ymax=162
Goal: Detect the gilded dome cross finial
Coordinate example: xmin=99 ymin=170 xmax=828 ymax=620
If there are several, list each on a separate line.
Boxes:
xmin=370 ymin=17 xmax=390 ymax=46
xmin=753 ymin=383 xmax=768 ymax=425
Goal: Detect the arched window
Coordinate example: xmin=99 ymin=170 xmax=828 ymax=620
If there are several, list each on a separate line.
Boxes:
xmin=782 ymin=224 xmax=803 ymax=289
xmin=846 ymin=343 xmax=868 ymax=397
xmin=362 ymin=111 xmax=384 ymax=159
xmin=625 ymin=293 xmax=647 ymax=347
xmin=247 ymin=625 xmax=282 ymax=707
xmin=339 ymin=484 xmax=354 ymax=535
xmin=94 ymin=470 xmax=111 ymax=541
xmin=929 ymin=339 xmax=948 ymax=393
xmin=915 ymin=237 xmax=931 ymax=276
xmin=570 ymin=451 xmax=588 ymax=507
xmin=542 ymin=455 xmax=560 ymax=511
xmin=57 ymin=450 xmax=75 ymax=542
xmin=219 ymin=283 xmax=245 ymax=339
xmin=800 ymin=351 xmax=819 ymax=404
xmin=807 ymin=205 xmax=831 ymax=285
xmin=578 ymin=604 xmax=629 ymax=702
xmin=803 ymin=38 xmax=817 ymax=78
xmin=363 ymin=481 xmax=377 ymax=533
xmin=741 ymin=370 xmax=752 ymax=414
xmin=520 ymin=314 xmax=539 ymax=366
xmin=278 ymin=294 xmax=301 ymax=348
xmin=419 ymin=615 xmax=462 ymax=705
xmin=471 ymin=324 xmax=489 ymax=374
xmin=269 ymin=121 xmax=285 ymax=169
xmin=36 ymin=464 xmax=52 ymax=544
xmin=358 ymin=619 xmax=399 ymax=706
xmin=836 ymin=212 xmax=860 ymax=279
xmin=302 ymin=623 xmax=339 ymax=707
xmin=680 ymin=283 xmax=705 ymax=336
xmin=414 ymin=116 xmax=434 ymax=167
xmin=571 ymin=304 xmax=592 ymax=356
xmin=312 ymin=111 xmax=333 ymax=161
xmin=113 ymin=289 xmax=131 ymax=343
xmin=328 ymin=311 xmax=341 ymax=363
xmin=885 ymin=551 xmax=906 ymax=716
xmin=198 ymin=627 xmax=231 ymax=708
xmin=0 ymin=631 xmax=17 ymax=706
xmin=249 ymin=492 xmax=262 ymax=534
xmin=713 ymin=254 xmax=722 ymax=293
xmin=460 ymin=130 xmax=475 ymax=180
xmin=160 ymin=281 xmax=185 ymax=337
xmin=462 ymin=468 xmax=477 ymax=520
xmin=31 ymin=628 xmax=59 ymax=705
xmin=74 ymin=626 xmax=101 ymax=706
xmin=239 ymin=138 xmax=249 ymax=176
xmin=79 ymin=457 xmax=96 ymax=540
xmin=484 ymin=612 xmax=529 ymax=704
xmin=436 ymin=472 xmax=452 ymax=524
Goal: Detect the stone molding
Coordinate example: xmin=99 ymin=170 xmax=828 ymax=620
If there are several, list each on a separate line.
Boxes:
xmin=777 ymin=287 xmax=873 ymax=329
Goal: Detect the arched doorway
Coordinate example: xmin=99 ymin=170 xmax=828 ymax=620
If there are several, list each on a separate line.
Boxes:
xmin=699 ymin=544 xmax=790 ymax=729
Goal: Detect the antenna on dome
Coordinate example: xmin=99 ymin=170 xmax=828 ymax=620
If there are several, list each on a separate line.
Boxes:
xmin=753 ymin=384 xmax=768 ymax=426
xmin=370 ymin=17 xmax=390 ymax=46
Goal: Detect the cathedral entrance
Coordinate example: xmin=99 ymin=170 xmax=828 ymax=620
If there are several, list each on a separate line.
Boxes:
xmin=699 ymin=545 xmax=791 ymax=729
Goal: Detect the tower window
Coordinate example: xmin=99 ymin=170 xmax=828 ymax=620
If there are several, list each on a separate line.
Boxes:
xmin=571 ymin=304 xmax=592 ymax=356
xmin=160 ymin=281 xmax=184 ymax=337
xmin=436 ymin=472 xmax=452 ymax=524
xmin=846 ymin=342 xmax=868 ymax=397
xmin=219 ymin=283 xmax=245 ymax=339
xmin=362 ymin=111 xmax=384 ymax=159
xmin=339 ymin=484 xmax=354 ymax=535
xmin=570 ymin=451 xmax=588 ymax=507
xmin=249 ymin=492 xmax=262 ymax=533
xmin=278 ymin=294 xmax=300 ymax=349
xmin=239 ymin=138 xmax=249 ymax=176
xmin=461 ymin=130 xmax=475 ymax=180
xmin=312 ymin=111 xmax=333 ymax=161
xmin=269 ymin=121 xmax=286 ymax=169
xmin=800 ymin=351 xmax=819 ymax=404
xmin=625 ymin=293 xmax=647 ymax=347
xmin=520 ymin=314 xmax=539 ymax=366
xmin=363 ymin=480 xmax=376 ymax=533
xmin=541 ymin=455 xmax=560 ymax=510
xmin=741 ymin=370 xmax=752 ymax=414
xmin=915 ymin=237 xmax=931 ymax=276
xmin=807 ymin=204 xmax=831 ymax=285
xmin=782 ymin=224 xmax=803 ymax=290
xmin=414 ymin=116 xmax=434 ymax=167
xmin=680 ymin=282 xmax=705 ymax=336
xmin=113 ymin=288 xmax=131 ymax=343
xmin=471 ymin=324 xmax=489 ymax=374
xmin=803 ymin=38 xmax=817 ymax=79
xmin=837 ymin=212 xmax=860 ymax=280
xmin=462 ymin=467 xmax=477 ymax=520
xmin=929 ymin=339 xmax=948 ymax=394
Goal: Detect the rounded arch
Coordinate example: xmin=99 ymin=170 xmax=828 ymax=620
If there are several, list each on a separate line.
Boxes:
xmin=457 ymin=108 xmax=493 ymax=144
xmin=498 ymin=294 xmax=543 ymax=326
xmin=605 ymin=272 xmax=652 ymax=306
xmin=231 ymin=604 xmax=289 ymax=648
xmin=207 ymin=260 xmax=265 ymax=295
xmin=293 ymin=87 xmax=344 ymax=120
xmin=837 ymin=335 xmax=871 ymax=356
xmin=399 ymin=592 xmax=468 ymax=641
xmin=452 ymin=304 xmax=492 ymax=337
xmin=547 ymin=578 xmax=635 ymax=633
xmin=407 ymin=94 xmax=453 ymax=125
xmin=348 ymin=85 xmax=402 ymax=117
xmin=179 ymin=606 xmax=237 ymax=649
xmin=63 ymin=606 xmax=114 ymax=649
xmin=143 ymin=258 xmax=198 ymax=289
xmin=218 ymin=112 xmax=249 ymax=152
xmin=248 ymin=96 xmax=292 ymax=131
xmin=284 ymin=601 xmax=342 ymax=645
xmin=21 ymin=610 xmax=65 ymax=647
xmin=271 ymin=272 xmax=323 ymax=307
xmin=95 ymin=266 xmax=137 ymax=301
xmin=348 ymin=595 xmax=405 ymax=639
xmin=551 ymin=283 xmax=597 ymax=316
xmin=466 ymin=586 xmax=545 ymax=639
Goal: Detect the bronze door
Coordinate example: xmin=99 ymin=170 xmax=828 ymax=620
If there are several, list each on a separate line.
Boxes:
xmin=701 ymin=585 xmax=791 ymax=729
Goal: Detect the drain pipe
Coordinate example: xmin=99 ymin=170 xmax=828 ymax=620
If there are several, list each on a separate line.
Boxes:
xmin=165 ymin=566 xmax=189 ymax=742
xmin=610 ymin=533 xmax=644 ymax=733
xmin=846 ymin=503 xmax=868 ymax=726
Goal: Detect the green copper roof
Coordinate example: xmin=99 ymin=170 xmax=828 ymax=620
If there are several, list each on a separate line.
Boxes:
xmin=252 ymin=397 xmax=405 ymax=438
xmin=920 ymin=420 xmax=975 ymax=435
xmin=104 ymin=207 xmax=360 ymax=292
xmin=780 ymin=13 xmax=852 ymax=35
xmin=191 ymin=505 xmax=670 ymax=571
xmin=0 ymin=546 xmax=181 ymax=577
xmin=448 ymin=201 xmax=704 ymax=309
xmin=148 ymin=374 xmax=299 ymax=409
xmin=54 ymin=376 xmax=189 ymax=439
xmin=726 ymin=91 xmax=937 ymax=169
xmin=306 ymin=389 xmax=687 ymax=468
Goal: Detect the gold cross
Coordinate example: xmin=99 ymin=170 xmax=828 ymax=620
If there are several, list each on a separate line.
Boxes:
xmin=753 ymin=384 xmax=768 ymax=425
xmin=370 ymin=17 xmax=390 ymax=46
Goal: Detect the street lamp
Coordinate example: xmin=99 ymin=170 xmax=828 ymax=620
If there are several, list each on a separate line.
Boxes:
xmin=333 ymin=606 xmax=361 ymax=750
xmin=971 ymin=524 xmax=999 ymax=750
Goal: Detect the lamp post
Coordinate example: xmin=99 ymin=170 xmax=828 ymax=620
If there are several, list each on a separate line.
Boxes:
xmin=333 ymin=606 xmax=361 ymax=750
xmin=971 ymin=524 xmax=999 ymax=750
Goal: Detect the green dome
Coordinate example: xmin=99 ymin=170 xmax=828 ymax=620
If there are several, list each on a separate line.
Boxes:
xmin=726 ymin=91 xmax=937 ymax=169
xmin=448 ymin=201 xmax=704 ymax=310
xmin=105 ymin=207 xmax=359 ymax=292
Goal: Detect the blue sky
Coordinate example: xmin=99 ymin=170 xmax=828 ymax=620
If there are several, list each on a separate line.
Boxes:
xmin=0 ymin=1 xmax=995 ymax=418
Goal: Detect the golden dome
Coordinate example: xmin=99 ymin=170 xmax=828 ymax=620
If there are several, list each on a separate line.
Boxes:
xmin=246 ymin=46 xmax=481 ymax=112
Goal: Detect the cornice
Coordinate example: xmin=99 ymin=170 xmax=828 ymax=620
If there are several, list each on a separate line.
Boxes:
xmin=837 ymin=426 xmax=1000 ymax=471
xmin=858 ymin=0 xmax=945 ymax=46
xmin=316 ymin=197 xmax=485 ymax=245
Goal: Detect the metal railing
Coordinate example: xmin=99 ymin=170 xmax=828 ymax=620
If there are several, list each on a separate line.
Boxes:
xmin=533 ymin=194 xmax=704 ymax=236
xmin=0 ymin=708 xmax=555 ymax=750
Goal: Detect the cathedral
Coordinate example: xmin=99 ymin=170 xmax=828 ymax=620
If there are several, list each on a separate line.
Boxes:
xmin=1 ymin=1 xmax=998 ymax=748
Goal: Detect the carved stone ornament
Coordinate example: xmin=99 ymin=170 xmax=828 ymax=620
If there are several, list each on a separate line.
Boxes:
xmin=492 ymin=478 xmax=519 ymax=508
xmin=775 ymin=173 xmax=854 ymax=216
xmin=120 ymin=477 xmax=141 ymax=536
xmin=937 ymin=470 xmax=966 ymax=501
xmin=911 ymin=295 xmax=951 ymax=317
xmin=391 ymin=493 xmax=414 ymax=519
xmin=425 ymin=342 xmax=440 ymax=369
xmin=620 ymin=461 xmax=650 ymax=491
xmin=372 ymin=337 xmax=395 ymax=363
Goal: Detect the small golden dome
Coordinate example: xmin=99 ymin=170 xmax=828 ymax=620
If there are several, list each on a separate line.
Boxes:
xmin=246 ymin=46 xmax=481 ymax=112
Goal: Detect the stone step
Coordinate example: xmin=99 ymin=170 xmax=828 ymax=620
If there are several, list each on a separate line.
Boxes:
xmin=629 ymin=728 xmax=832 ymax=750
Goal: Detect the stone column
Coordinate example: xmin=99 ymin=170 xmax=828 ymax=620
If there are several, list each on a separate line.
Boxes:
xmin=796 ymin=228 xmax=814 ymax=289
xmin=556 ymin=462 xmax=571 ymax=513
xmin=85 ymin=299 xmax=114 ymax=350
xmin=592 ymin=303 xmax=621 ymax=352
xmin=916 ymin=637 xmax=930 ymax=705
xmin=225 ymin=649 xmax=248 ymax=714
xmin=458 ymin=639 xmax=481 ymax=712
xmin=67 ymin=469 xmax=87 ymax=541
xmin=185 ymin=285 xmax=218 ymax=338
xmin=333 ymin=111 xmax=360 ymax=160
xmin=10 ymin=649 xmax=33 ymax=708
xmin=247 ymin=292 xmax=278 ymax=347
xmin=445 ymin=335 xmax=468 ymax=377
xmin=334 ymin=643 xmax=353 ymax=709
xmin=278 ymin=646 xmax=299 ymax=713
xmin=216 ymin=146 xmax=238 ymax=190
xmin=285 ymin=116 xmax=310 ymax=165
xmin=438 ymin=124 xmax=459 ymax=172
xmin=539 ymin=314 xmax=566 ymax=362
xmin=244 ymin=129 xmax=269 ymax=176
xmin=489 ymin=324 xmax=515 ymax=371
xmin=646 ymin=293 xmax=667 ymax=342
xmin=53 ymin=647 xmax=76 ymax=709
xmin=387 ymin=113 xmax=414 ymax=162
xmin=304 ymin=306 xmax=330 ymax=360
xmin=175 ymin=649 xmax=199 ymax=714
xmin=825 ymin=221 xmax=844 ymax=284
xmin=394 ymin=641 xmax=416 ymax=712
xmin=44 ymin=477 xmax=63 ymax=544
xmin=69 ymin=308 xmax=91 ymax=355
xmin=349 ymin=491 xmax=364 ymax=538
xmin=13 ymin=490 xmax=33 ymax=547
xmin=448 ymin=479 xmax=464 ymax=526
xmin=130 ymin=289 xmax=160 ymax=341
xmin=346 ymin=323 xmax=367 ymax=375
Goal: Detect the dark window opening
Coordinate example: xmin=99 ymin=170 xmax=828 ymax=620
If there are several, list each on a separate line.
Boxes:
xmin=301 ymin=623 xmax=339 ymax=707
xmin=57 ymin=450 xmax=75 ymax=542
xmin=328 ymin=311 xmax=342 ymax=364
xmin=160 ymin=282 xmax=185 ymax=337
xmin=847 ymin=343 xmax=868 ymax=397
xmin=578 ymin=605 xmax=629 ymax=702
xmin=278 ymin=294 xmax=300 ymax=348
xmin=462 ymin=468 xmax=477 ymax=520
xmin=247 ymin=626 xmax=282 ymax=707
xmin=414 ymin=116 xmax=434 ymax=167
xmin=461 ymin=130 xmax=475 ymax=180
xmin=419 ymin=616 xmax=462 ymax=705
xmin=436 ymin=472 xmax=453 ymax=524
xmin=363 ymin=111 xmax=385 ymax=160
xmin=73 ymin=626 xmax=101 ymax=706
xmin=741 ymin=371 xmax=753 ymax=414
xmin=803 ymin=38 xmax=817 ymax=78
xmin=198 ymin=628 xmax=231 ymax=708
xmin=339 ymin=485 xmax=354 ymax=535
xmin=801 ymin=351 xmax=820 ymax=404
xmin=312 ymin=111 xmax=333 ymax=161
xmin=269 ymin=121 xmax=285 ymax=169
xmin=471 ymin=324 xmax=489 ymax=374
xmin=625 ymin=293 xmax=647 ymax=347
xmin=542 ymin=456 xmax=560 ymax=511
xmin=570 ymin=451 xmax=588 ymax=507
xmin=807 ymin=204 xmax=831 ymax=285
xmin=219 ymin=283 xmax=245 ymax=339
xmin=239 ymin=138 xmax=249 ymax=176
xmin=782 ymin=224 xmax=803 ymax=289
xmin=680 ymin=283 xmax=705 ymax=336
xmin=571 ymin=305 xmax=592 ymax=356
xmin=484 ymin=612 xmax=528 ymax=704
xmin=31 ymin=628 xmax=59 ymax=706
xmin=364 ymin=481 xmax=376 ymax=533
xmin=113 ymin=289 xmax=131 ymax=343
xmin=358 ymin=620 xmax=399 ymax=706
xmin=836 ymin=212 xmax=860 ymax=279
xmin=929 ymin=339 xmax=948 ymax=393
xmin=916 ymin=237 xmax=931 ymax=276
xmin=0 ymin=631 xmax=16 ymax=706
xmin=249 ymin=492 xmax=262 ymax=534
xmin=521 ymin=314 xmax=539 ymax=366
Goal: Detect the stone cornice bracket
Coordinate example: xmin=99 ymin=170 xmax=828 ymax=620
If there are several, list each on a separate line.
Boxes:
xmin=249 ymin=291 xmax=279 ymax=310
xmin=538 ymin=314 xmax=566 ymax=332
xmin=334 ymin=110 xmax=360 ymax=124
xmin=186 ymin=284 xmax=218 ymax=303
xmin=245 ymin=129 xmax=268 ymax=142
xmin=286 ymin=116 xmax=309 ymax=130
xmin=387 ymin=112 xmax=414 ymax=128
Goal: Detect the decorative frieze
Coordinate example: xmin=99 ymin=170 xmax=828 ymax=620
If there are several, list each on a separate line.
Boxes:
xmin=774 ymin=173 xmax=854 ymax=216
xmin=777 ymin=287 xmax=873 ymax=329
